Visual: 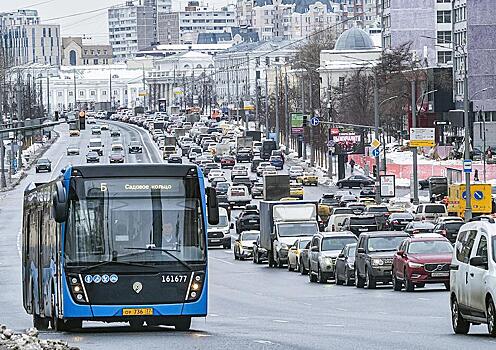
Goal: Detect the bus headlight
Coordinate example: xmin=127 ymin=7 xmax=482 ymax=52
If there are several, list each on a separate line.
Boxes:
xmin=186 ymin=272 xmax=205 ymax=302
xmin=68 ymin=275 xmax=88 ymax=304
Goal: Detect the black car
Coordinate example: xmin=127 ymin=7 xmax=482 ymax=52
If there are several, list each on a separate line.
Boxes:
xmin=35 ymin=158 xmax=51 ymax=173
xmin=204 ymin=163 xmax=220 ymax=176
xmin=110 ymin=129 xmax=121 ymax=137
xmin=86 ymin=151 xmax=100 ymax=163
xmin=359 ymin=187 xmax=376 ymax=199
xmin=236 ymin=150 xmax=252 ymax=163
xmin=387 ymin=212 xmax=414 ymax=231
xmin=335 ymin=243 xmax=357 ymax=286
xmin=251 ymin=158 xmax=263 ymax=173
xmin=236 ymin=206 xmax=260 ymax=234
xmin=433 ymin=221 xmax=464 ymax=243
xmin=167 ymin=155 xmax=183 ymax=164
xmin=336 ymin=175 xmax=375 ymax=189
xmin=252 ymin=234 xmax=268 ymax=264
xmin=341 ymin=215 xmax=379 ymax=236
xmin=404 ymin=221 xmax=435 ymax=235
xmin=355 ymin=231 xmax=409 ymax=288
xmin=128 ymin=141 xmax=143 ymax=153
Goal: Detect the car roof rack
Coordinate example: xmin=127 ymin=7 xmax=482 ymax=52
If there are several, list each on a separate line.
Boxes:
xmin=469 ymin=216 xmax=495 ymax=224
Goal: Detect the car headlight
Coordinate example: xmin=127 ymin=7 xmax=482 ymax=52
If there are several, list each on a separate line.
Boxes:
xmin=408 ymin=262 xmax=424 ymax=268
xmin=371 ymin=258 xmax=384 ymax=266
xmin=280 ymin=243 xmax=288 ymax=250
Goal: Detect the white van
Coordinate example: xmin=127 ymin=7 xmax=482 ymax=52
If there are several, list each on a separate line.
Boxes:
xmin=227 ymin=185 xmax=251 ymax=208
xmin=207 ymin=207 xmax=232 ymax=249
xmin=450 ymin=217 xmax=496 ymax=336
xmin=414 ymin=203 xmax=448 ymax=222
xmin=325 ymin=214 xmax=353 ymax=232
xmin=88 ymin=138 xmax=103 ymax=156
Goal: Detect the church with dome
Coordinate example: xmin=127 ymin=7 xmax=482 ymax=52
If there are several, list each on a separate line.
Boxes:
xmin=319 ymin=27 xmax=381 ymax=100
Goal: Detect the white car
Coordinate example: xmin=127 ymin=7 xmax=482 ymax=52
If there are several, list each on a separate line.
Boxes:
xmin=256 ymin=162 xmax=271 ymax=176
xmin=231 ymin=165 xmax=248 ymax=180
xmin=414 ymin=203 xmax=448 ymax=222
xmin=262 ymin=166 xmax=277 ymax=176
xmin=289 ymin=166 xmax=304 ymax=179
xmin=208 ymin=170 xmax=225 ymax=182
xmin=227 ymin=185 xmax=251 ymax=208
xmin=450 ymin=217 xmax=496 ymax=336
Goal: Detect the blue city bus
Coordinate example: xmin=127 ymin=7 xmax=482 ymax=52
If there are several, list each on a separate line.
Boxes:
xmin=22 ymin=164 xmax=218 ymax=331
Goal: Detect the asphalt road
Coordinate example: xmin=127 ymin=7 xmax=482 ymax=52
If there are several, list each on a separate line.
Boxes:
xmin=0 ymin=121 xmax=495 ymax=349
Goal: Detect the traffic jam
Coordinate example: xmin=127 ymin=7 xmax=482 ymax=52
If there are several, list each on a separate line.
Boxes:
xmin=99 ymin=109 xmax=496 ymax=337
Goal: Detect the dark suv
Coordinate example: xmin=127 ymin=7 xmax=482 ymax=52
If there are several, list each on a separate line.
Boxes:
xmin=341 ymin=215 xmax=379 ymax=236
xmin=235 ymin=205 xmax=260 ymax=234
xmin=355 ymin=231 xmax=409 ymax=289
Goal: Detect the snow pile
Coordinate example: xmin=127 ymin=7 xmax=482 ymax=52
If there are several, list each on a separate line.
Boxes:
xmin=0 ymin=325 xmax=79 ymax=350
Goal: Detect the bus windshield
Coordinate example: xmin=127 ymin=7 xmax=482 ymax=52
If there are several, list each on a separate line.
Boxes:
xmin=64 ymin=177 xmax=206 ymax=266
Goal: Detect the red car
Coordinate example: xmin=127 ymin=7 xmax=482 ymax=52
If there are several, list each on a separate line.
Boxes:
xmin=220 ymin=155 xmax=235 ymax=168
xmin=391 ymin=234 xmax=453 ymax=292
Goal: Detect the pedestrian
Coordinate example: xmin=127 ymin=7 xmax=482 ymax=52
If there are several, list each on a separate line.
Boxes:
xmin=474 ymin=169 xmax=479 ymax=182
xmin=349 ymin=159 xmax=355 ymax=174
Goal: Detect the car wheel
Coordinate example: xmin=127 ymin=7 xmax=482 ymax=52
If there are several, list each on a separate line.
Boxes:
xmin=355 ymin=268 xmax=365 ymax=288
xmin=451 ymin=296 xmax=470 ymax=334
xmin=344 ymin=267 xmax=353 ymax=286
xmin=338 ymin=182 xmax=343 ymax=189
xmin=309 ymin=269 xmax=317 ymax=283
xmin=287 ymin=260 xmax=293 ymax=271
xmin=234 ymin=249 xmax=238 ymax=260
xmin=317 ymin=267 xmax=326 ymax=284
xmin=444 ymin=282 xmax=450 ymax=290
xmin=365 ymin=268 xmax=376 ymax=289
xmin=392 ymin=270 xmax=402 ymax=291
xmin=404 ymin=269 xmax=414 ymax=292
xmin=336 ymin=270 xmax=344 ymax=285
xmin=300 ymin=261 xmax=308 ymax=275
xmin=487 ymin=298 xmax=496 ymax=337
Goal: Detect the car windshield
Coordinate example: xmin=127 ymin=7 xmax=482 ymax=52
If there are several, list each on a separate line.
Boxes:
xmin=333 ymin=208 xmax=354 ymax=215
xmin=367 ymin=236 xmax=406 ymax=252
xmin=209 ymin=215 xmax=229 ymax=228
xmin=38 ymin=159 xmax=50 ymax=164
xmin=241 ymin=232 xmax=258 ymax=241
xmin=65 ymin=177 xmax=205 ymax=265
xmin=87 ymin=152 xmax=98 ymax=157
xmin=291 ymin=167 xmax=303 ymax=172
xmin=445 ymin=222 xmax=464 ymax=232
xmin=408 ymin=240 xmax=453 ymax=254
xmin=391 ymin=213 xmax=413 ymax=220
xmin=424 ymin=205 xmax=446 ymax=213
xmin=277 ymin=223 xmax=318 ymax=237
xmin=348 ymin=246 xmax=356 ymax=256
xmin=299 ymin=239 xmax=310 ymax=249
xmin=368 ymin=207 xmax=388 ymax=213
xmin=322 ymin=237 xmax=357 ymax=251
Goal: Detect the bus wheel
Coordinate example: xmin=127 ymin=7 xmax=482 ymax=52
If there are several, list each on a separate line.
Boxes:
xmin=174 ymin=317 xmax=191 ymax=331
xmin=54 ymin=319 xmax=82 ymax=332
xmin=129 ymin=320 xmax=144 ymax=330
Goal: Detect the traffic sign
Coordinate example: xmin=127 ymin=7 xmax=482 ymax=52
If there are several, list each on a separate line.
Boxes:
xmin=462 ymin=191 xmax=467 ymax=199
xmin=371 ymin=139 xmax=381 ymax=149
xmin=474 ymin=191 xmax=484 ymax=201
xmin=463 ymin=159 xmax=472 ymax=173
xmin=410 ymin=128 xmax=435 ymax=147
xmin=330 ymin=128 xmax=339 ymax=136
xmin=310 ymin=117 xmax=320 ymax=127
xmin=371 ymin=148 xmax=380 ymax=157
xmin=327 ymin=140 xmax=335 ymax=147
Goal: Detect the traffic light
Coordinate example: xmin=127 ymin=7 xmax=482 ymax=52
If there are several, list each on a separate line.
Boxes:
xmin=302 ymin=115 xmax=308 ymax=127
xmin=79 ymin=111 xmax=86 ymax=130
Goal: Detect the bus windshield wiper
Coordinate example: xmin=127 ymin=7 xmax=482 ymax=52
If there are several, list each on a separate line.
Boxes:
xmin=123 ymin=247 xmax=193 ymax=271
xmin=80 ymin=260 xmax=158 ymax=272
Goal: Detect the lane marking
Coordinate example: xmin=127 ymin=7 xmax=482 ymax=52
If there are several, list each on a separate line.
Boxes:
xmin=210 ymin=257 xmax=234 ymax=265
xmin=50 ymin=153 xmax=64 ymax=180
xmin=336 ymin=308 xmax=347 ymax=312
xmin=417 ymin=298 xmax=430 ymax=301
xmin=193 ymin=333 xmax=211 ymax=338
xmin=272 ymin=319 xmax=289 ymax=323
xmin=17 ymin=228 xmax=22 ymax=258
xmin=391 ymin=330 xmax=420 ymax=334
xmin=254 ymin=340 xmax=276 ymax=345
xmin=324 ymin=324 xmax=345 ymax=327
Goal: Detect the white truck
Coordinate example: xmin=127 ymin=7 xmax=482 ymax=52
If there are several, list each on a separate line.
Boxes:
xmin=88 ymin=138 xmax=104 ymax=156
xmin=260 ymin=201 xmax=319 ymax=268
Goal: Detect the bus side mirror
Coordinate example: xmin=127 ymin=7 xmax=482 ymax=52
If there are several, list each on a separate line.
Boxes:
xmin=207 ymin=187 xmax=219 ymax=225
xmin=53 ymin=181 xmax=68 ymax=223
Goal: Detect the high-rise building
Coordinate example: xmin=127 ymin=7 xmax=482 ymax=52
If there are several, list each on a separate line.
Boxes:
xmin=108 ymin=1 xmax=156 ymax=62
xmin=0 ymin=9 xmax=61 ymax=66
xmin=381 ymin=0 xmax=452 ymax=68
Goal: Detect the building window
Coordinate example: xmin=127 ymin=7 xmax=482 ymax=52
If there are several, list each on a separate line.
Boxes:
xmin=438 ymin=51 xmax=452 ymax=64
xmin=437 ymin=31 xmax=451 ymax=44
xmin=94 ymin=58 xmax=98 ymax=65
xmin=102 ymin=90 xmax=107 ymax=96
xmin=79 ymin=91 xmax=84 ymax=96
xmin=69 ymin=91 xmax=73 ymax=96
xmin=90 ymin=91 xmax=96 ymax=96
xmin=69 ymin=50 xmax=77 ymax=66
xmin=437 ymin=10 xmax=451 ymax=23
xmin=57 ymin=91 xmax=62 ymax=97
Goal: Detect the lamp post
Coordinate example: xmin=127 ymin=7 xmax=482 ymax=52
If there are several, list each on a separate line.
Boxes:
xmin=378 ymin=95 xmax=399 ymax=174
xmin=472 ymin=86 xmax=494 ymax=183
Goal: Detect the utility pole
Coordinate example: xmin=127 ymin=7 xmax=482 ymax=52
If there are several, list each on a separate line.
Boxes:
xmin=284 ymin=68 xmax=289 ymax=154
xmin=16 ymin=71 xmax=22 ymax=171
xmin=235 ymin=61 xmax=240 ymax=125
xmin=73 ymin=69 xmax=77 ymax=110
xmin=227 ymin=58 xmax=231 ymax=122
xmin=374 ymin=75 xmax=381 ymax=204
xmin=109 ymin=69 xmax=112 ymax=111
xmin=309 ymin=74 xmax=315 ymax=167
xmin=255 ymin=79 xmax=259 ymax=131
xmin=245 ymin=53 xmax=250 ymax=130
xmin=265 ymin=69 xmax=269 ymax=138
xmin=274 ymin=66 xmax=280 ymax=145
xmin=142 ymin=64 xmax=147 ymax=110
xmin=463 ymin=50 xmax=472 ymax=220
xmin=411 ymin=79 xmax=419 ymax=205
xmin=46 ymin=74 xmax=50 ymax=118
xmin=301 ymin=73 xmax=306 ymax=160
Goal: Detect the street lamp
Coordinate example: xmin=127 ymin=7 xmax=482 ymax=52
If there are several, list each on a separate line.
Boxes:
xmin=378 ymin=95 xmax=399 ymax=174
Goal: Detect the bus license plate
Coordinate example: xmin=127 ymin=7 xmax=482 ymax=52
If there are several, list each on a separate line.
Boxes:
xmin=123 ymin=308 xmax=153 ymax=316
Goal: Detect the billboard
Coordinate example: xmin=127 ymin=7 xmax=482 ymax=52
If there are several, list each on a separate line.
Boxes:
xmin=330 ymin=130 xmax=365 ymax=155
xmin=410 ymin=128 xmax=435 ymax=147
xmin=291 ymin=113 xmax=304 ymax=135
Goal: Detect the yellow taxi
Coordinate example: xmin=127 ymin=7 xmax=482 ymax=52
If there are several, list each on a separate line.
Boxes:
xmin=233 ymin=230 xmax=259 ymax=260
xmin=287 ymin=238 xmax=311 ymax=272
xmin=297 ymin=172 xmax=318 ymax=186
xmin=290 ymin=183 xmax=304 ymax=199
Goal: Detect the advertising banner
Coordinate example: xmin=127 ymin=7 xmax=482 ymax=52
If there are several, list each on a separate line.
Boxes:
xmin=291 ymin=113 xmax=304 ymax=135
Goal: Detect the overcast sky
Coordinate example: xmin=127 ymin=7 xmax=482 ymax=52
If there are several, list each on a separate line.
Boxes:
xmin=0 ymin=0 xmax=232 ymax=44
